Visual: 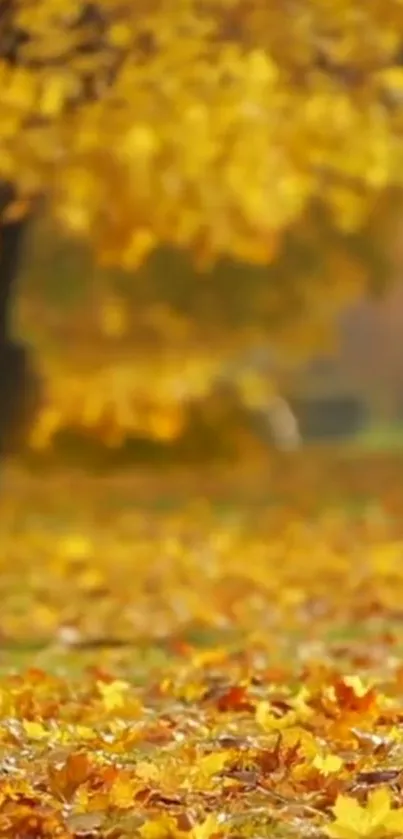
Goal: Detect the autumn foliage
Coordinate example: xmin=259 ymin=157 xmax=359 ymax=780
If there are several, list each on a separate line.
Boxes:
xmin=2 ymin=2 xmax=403 ymax=448
xmin=5 ymin=8 xmax=403 ymax=838
xmin=3 ymin=1 xmax=403 ymax=263
xmin=1 ymin=454 xmax=403 ymax=837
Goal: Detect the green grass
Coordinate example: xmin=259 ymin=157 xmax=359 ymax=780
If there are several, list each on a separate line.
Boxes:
xmin=347 ymin=421 xmax=403 ymax=451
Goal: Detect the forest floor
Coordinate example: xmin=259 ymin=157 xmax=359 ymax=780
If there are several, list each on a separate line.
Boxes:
xmin=0 ymin=451 xmax=403 ymax=838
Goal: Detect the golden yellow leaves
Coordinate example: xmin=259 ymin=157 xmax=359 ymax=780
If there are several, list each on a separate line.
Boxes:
xmin=3 ymin=462 xmax=403 ymax=837
xmin=140 ymin=814 xmax=224 ymax=839
xmin=4 ymin=0 xmax=403 ymax=264
xmin=244 ymin=49 xmax=279 ymax=88
xmin=121 ymin=125 xmax=160 ymax=163
xmin=0 ymin=64 xmax=37 ymax=114
xmin=39 ymin=71 xmax=79 ymax=118
xmin=22 ymin=719 xmax=49 ymax=740
xmin=107 ymin=772 xmax=142 ymax=810
xmin=60 ymin=533 xmax=93 ymax=561
xmin=192 ymin=750 xmax=233 ymax=784
xmin=256 ymin=701 xmax=299 ymax=732
xmin=54 ymin=163 xmax=103 ymax=236
xmin=312 ymin=753 xmax=343 ymax=775
xmin=97 ymin=679 xmax=130 ymax=711
xmin=326 ymin=789 xmax=403 ymax=839
xmin=376 ymin=67 xmax=403 ymax=102
xmin=27 ymin=360 xmax=192 ymax=448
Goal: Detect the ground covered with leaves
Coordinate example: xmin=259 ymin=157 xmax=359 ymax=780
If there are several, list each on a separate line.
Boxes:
xmin=1 ymin=453 xmax=403 ymax=838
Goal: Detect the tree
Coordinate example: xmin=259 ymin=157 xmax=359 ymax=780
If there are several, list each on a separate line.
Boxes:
xmin=14 ymin=205 xmax=392 ymax=453
xmin=3 ymin=1 xmax=403 ymax=256
xmin=0 ymin=183 xmax=42 ymax=455
xmin=2 ymin=1 xmax=403 ymax=453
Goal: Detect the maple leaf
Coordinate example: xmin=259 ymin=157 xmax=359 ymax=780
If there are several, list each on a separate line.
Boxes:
xmin=215 ymin=684 xmax=253 ymax=713
xmin=333 ymin=677 xmax=377 ymax=713
xmin=196 ymin=750 xmax=234 ymax=779
xmin=325 ymin=788 xmax=403 ymax=839
xmin=48 ymin=752 xmax=91 ymax=801
xmin=109 ymin=773 xmax=141 ymax=810
xmin=97 ymin=679 xmax=130 ymax=711
xmin=255 ymin=700 xmax=298 ymax=731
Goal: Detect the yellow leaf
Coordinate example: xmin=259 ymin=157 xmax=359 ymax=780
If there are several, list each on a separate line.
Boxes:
xmin=197 ymin=750 xmax=233 ymax=778
xmin=281 ymin=726 xmax=318 ymax=759
xmin=140 ymin=816 xmax=183 ymax=839
xmin=122 ymin=126 xmax=158 ymax=159
xmin=312 ymin=753 xmax=343 ymax=775
xmin=325 ymin=788 xmax=403 ymax=839
xmin=61 ymin=535 xmax=93 ymax=560
xmin=109 ymin=775 xmax=139 ymax=810
xmin=6 ymin=67 xmax=37 ymax=110
xmin=40 ymin=72 xmax=75 ymax=116
xmin=245 ymin=49 xmax=278 ymax=86
xmin=74 ymin=725 xmax=97 ymax=742
xmin=289 ymin=686 xmax=314 ymax=720
xmin=377 ymin=67 xmax=403 ymax=95
xmin=191 ymin=814 xmax=224 ymax=839
xmin=97 ymin=680 xmax=130 ymax=711
xmin=343 ymin=676 xmax=372 ymax=698
xmin=79 ymin=567 xmax=105 ymax=592
xmin=256 ymin=700 xmax=297 ymax=731
xmin=135 ymin=761 xmax=160 ymax=783
xmin=109 ymin=23 xmax=132 ymax=48
xmin=22 ymin=720 xmax=48 ymax=740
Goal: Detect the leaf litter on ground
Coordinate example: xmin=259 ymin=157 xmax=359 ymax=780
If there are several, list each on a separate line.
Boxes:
xmin=0 ymin=455 xmax=402 ymax=837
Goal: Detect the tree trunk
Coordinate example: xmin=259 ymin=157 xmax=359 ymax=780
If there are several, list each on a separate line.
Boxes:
xmin=0 ymin=186 xmax=41 ymax=457
xmin=0 ymin=220 xmax=28 ymax=341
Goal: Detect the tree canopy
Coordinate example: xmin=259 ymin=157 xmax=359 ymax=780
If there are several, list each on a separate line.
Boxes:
xmin=2 ymin=1 xmax=403 ymax=265
xmin=3 ymin=1 xmax=403 ymax=453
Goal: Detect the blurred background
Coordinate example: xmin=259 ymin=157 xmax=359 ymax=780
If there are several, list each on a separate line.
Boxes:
xmin=3 ymin=1 xmax=403 ymax=472
xmin=8 ymin=199 xmax=403 ymax=469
